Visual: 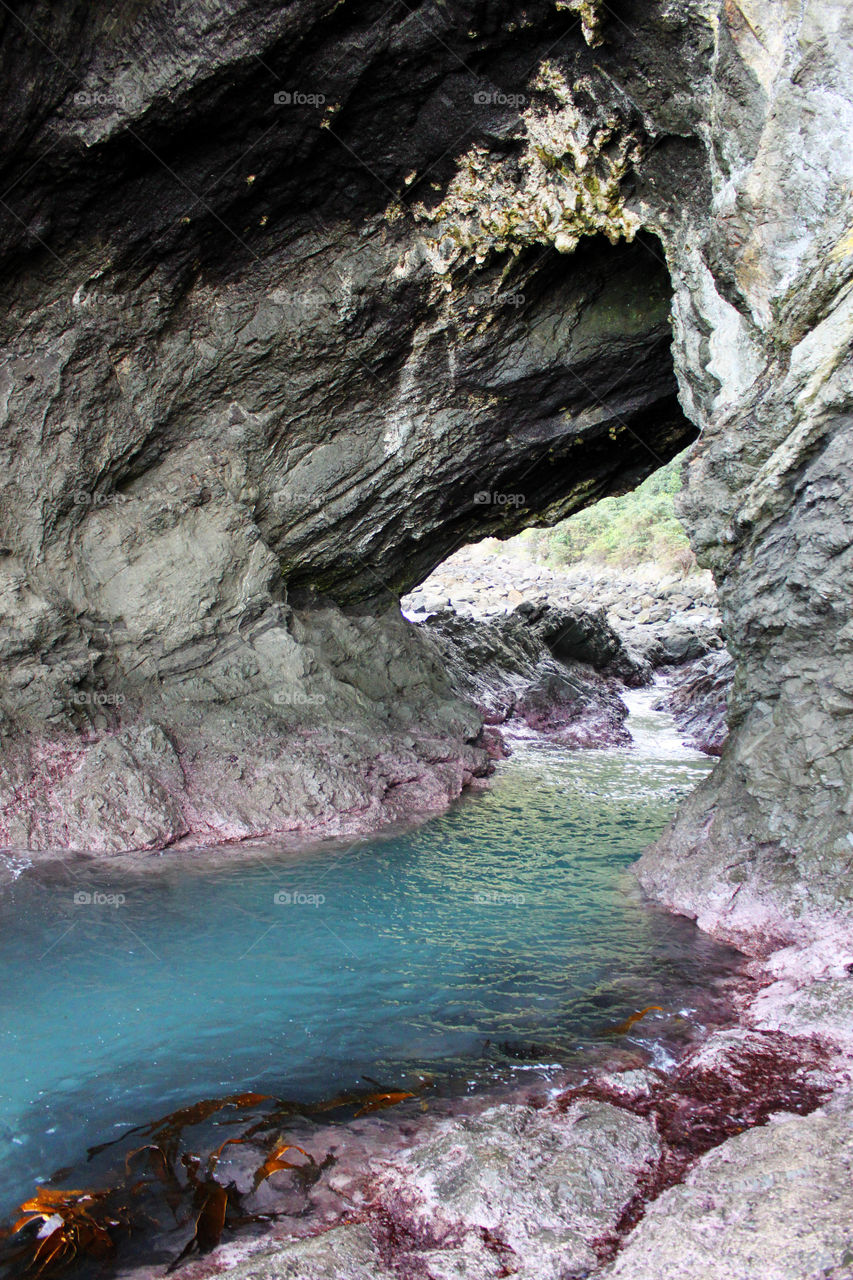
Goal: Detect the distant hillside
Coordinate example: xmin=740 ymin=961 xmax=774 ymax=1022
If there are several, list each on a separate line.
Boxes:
xmin=518 ymin=454 xmax=695 ymax=573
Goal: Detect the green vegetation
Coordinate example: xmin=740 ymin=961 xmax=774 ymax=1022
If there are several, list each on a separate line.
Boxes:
xmin=519 ymin=455 xmax=696 ymax=572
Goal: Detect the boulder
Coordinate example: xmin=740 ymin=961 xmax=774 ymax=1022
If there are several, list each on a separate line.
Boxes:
xmin=423 ymin=609 xmax=631 ymax=749
xmin=371 ymin=1101 xmax=660 ymax=1280
xmin=608 ymin=1100 xmax=853 ymax=1280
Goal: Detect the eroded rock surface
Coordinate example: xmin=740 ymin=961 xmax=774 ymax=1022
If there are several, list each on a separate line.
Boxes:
xmin=366 ymin=1101 xmax=660 ymax=1280
xmin=0 ymin=604 xmax=490 ymax=851
xmin=405 ymin=548 xmax=725 ymax=672
xmin=424 ymin=606 xmax=632 ymax=748
xmin=0 ymin=0 xmax=850 ymax=947
xmin=189 ymin=1223 xmax=393 ymax=1280
xmin=655 ymin=650 xmax=734 ymax=756
xmin=210 ymin=1101 xmax=660 ymax=1280
xmin=607 ymin=1099 xmax=853 ymax=1280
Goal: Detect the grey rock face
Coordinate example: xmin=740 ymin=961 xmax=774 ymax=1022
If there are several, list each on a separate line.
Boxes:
xmin=0 ymin=0 xmax=849 ymax=942
xmin=607 ymin=1101 xmax=853 ymax=1280
xmin=199 ymin=1223 xmax=393 ymax=1280
xmin=423 ymin=607 xmax=631 ymax=747
xmin=405 ymin=550 xmax=725 ymax=678
xmin=0 ymin=603 xmax=490 ymax=851
xmin=0 ymin=0 xmax=695 ymax=852
xmin=523 ymin=599 xmax=652 ymax=687
xmin=655 ymin=650 xmax=734 ymax=756
xmin=370 ymin=1101 xmax=660 ymax=1280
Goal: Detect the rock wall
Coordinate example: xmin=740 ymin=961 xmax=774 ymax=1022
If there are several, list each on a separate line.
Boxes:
xmin=0 ymin=0 xmax=850 ymax=946
xmin=634 ymin=0 xmax=853 ymax=949
xmin=0 ymin=0 xmax=693 ymax=851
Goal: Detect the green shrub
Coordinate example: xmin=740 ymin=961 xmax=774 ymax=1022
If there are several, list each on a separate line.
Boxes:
xmin=518 ymin=454 xmax=695 ymax=572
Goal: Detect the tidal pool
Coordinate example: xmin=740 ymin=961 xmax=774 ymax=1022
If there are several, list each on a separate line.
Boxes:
xmin=0 ymin=687 xmax=741 ymax=1218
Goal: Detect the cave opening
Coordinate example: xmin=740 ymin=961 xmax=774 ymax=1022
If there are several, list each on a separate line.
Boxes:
xmin=277 ymin=231 xmax=699 ymax=606
xmin=402 ymin=438 xmax=731 ymax=763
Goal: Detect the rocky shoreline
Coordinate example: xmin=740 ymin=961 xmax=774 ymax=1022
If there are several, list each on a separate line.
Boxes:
xmin=0 ymin=0 xmax=851 ymax=1273
xmin=109 ymin=956 xmax=853 ymax=1280
xmin=119 ymin=566 xmax=850 ymax=1278
xmin=0 ymin=557 xmax=731 ymax=860
xmin=408 ymin=547 xmax=733 ymax=762
xmin=403 ymin=545 xmax=725 ymax=669
xmin=3 ymin=576 xmax=852 ymax=1280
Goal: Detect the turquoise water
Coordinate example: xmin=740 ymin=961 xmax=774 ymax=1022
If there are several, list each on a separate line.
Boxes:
xmin=0 ymin=689 xmax=737 ymax=1218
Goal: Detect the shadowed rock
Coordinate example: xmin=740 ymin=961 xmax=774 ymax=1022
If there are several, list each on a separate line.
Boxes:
xmin=423 ymin=607 xmax=631 ymax=749
xmin=655 ymin=651 xmax=734 ymax=757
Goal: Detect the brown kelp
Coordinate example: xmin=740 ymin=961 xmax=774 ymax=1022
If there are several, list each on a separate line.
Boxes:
xmin=0 ymin=1081 xmax=421 ymax=1278
xmin=0 ymin=1187 xmax=129 ymax=1278
xmin=605 ymin=1005 xmax=664 ymax=1035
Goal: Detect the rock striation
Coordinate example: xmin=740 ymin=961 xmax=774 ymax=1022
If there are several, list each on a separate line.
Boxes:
xmin=424 ymin=604 xmax=633 ymax=748
xmin=655 ymin=650 xmax=734 ymax=757
xmin=0 ymin=0 xmax=849 ymax=956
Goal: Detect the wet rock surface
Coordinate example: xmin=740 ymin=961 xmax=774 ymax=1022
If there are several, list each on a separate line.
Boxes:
xmin=365 ymin=1101 xmax=661 ymax=1280
xmin=606 ymin=1098 xmax=853 ymax=1280
xmin=195 ymin=1225 xmax=394 ymax=1280
xmin=423 ymin=606 xmax=632 ymax=749
xmin=654 ymin=650 xmax=734 ymax=757
xmin=152 ymin=1019 xmax=844 ymax=1280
